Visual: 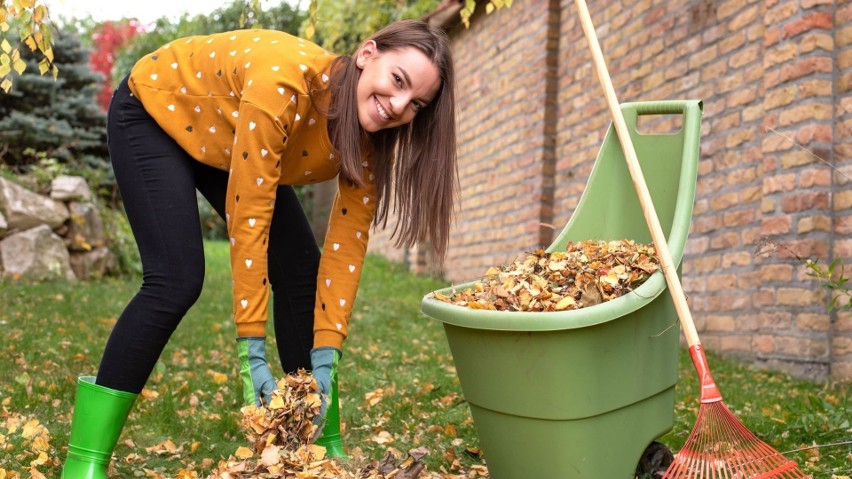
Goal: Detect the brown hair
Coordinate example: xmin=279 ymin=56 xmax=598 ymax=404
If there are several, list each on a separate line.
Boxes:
xmin=326 ymin=20 xmax=457 ymax=262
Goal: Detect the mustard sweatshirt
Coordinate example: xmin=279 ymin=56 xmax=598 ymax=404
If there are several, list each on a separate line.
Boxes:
xmin=128 ymin=29 xmax=376 ymax=350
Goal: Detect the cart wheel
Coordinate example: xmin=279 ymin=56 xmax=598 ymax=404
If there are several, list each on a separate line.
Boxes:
xmin=634 ymin=441 xmax=673 ymax=478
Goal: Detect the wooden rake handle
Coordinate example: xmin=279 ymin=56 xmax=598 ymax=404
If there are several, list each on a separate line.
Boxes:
xmin=574 ymin=0 xmax=700 ymax=348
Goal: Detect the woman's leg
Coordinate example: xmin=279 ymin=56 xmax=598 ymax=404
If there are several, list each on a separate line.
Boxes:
xmin=96 ymin=78 xmax=206 ymax=394
xmin=267 ymin=187 xmax=320 ymax=373
xmin=195 ymin=172 xmax=319 ymax=374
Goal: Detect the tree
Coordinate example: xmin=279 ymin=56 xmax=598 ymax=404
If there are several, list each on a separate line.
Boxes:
xmin=0 ymin=28 xmax=109 ymax=193
xmin=0 ymin=0 xmax=57 ymax=93
xmin=303 ymin=0 xmax=439 ymax=55
xmin=89 ymin=20 xmax=142 ymax=111
xmin=112 ymin=0 xmax=305 ymax=84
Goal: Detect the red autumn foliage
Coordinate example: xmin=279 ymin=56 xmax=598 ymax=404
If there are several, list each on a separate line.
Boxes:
xmin=89 ymin=20 xmax=144 ymax=111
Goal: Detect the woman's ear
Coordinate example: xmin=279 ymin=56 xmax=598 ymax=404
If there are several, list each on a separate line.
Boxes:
xmin=355 ymin=40 xmax=377 ymax=69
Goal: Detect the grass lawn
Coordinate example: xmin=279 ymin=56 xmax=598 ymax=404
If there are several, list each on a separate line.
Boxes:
xmin=0 ymin=240 xmax=849 ymax=478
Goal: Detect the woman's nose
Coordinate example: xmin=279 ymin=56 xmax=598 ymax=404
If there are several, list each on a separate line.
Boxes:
xmin=389 ymin=95 xmax=409 ymax=115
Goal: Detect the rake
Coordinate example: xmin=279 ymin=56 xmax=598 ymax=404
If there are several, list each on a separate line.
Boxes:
xmin=574 ymin=1 xmax=809 ymax=477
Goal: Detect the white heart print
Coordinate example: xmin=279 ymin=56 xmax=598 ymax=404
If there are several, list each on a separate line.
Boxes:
xmin=336 ymin=323 xmax=342 ymax=330
xmin=230 ymin=237 xmax=236 ymax=246
xmin=249 ymin=122 xmax=256 ymax=130
xmin=333 ymin=243 xmax=340 ymax=251
xmin=325 ymin=278 xmax=331 ymax=287
xmin=256 ymin=177 xmax=264 ymax=186
xmin=277 ymin=87 xmax=285 ymax=95
xmin=245 ymin=259 xmax=253 ymax=268
xmin=240 ymin=299 xmax=248 ymax=309
xmin=261 ymin=149 xmax=268 ymax=157
xmin=248 ymin=218 xmax=256 ymax=227
xmin=339 ymin=299 xmax=346 ymax=306
xmin=349 ymin=265 xmax=356 ymax=272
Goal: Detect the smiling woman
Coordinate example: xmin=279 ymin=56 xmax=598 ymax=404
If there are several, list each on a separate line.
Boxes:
xmin=59 ymin=18 xmax=458 ymax=479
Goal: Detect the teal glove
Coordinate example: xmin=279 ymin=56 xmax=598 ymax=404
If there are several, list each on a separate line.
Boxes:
xmin=237 ymin=337 xmax=276 ymax=406
xmin=310 ymin=347 xmax=340 ymax=418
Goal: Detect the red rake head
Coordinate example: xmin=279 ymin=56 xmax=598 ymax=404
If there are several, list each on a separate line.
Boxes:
xmin=662 ymin=401 xmax=809 ymax=478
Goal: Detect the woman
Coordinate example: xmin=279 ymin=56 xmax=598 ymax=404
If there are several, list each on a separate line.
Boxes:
xmin=62 ymin=19 xmax=456 ymax=478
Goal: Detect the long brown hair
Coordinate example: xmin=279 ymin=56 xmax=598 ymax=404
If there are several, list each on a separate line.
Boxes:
xmin=326 ymin=20 xmax=457 ymax=262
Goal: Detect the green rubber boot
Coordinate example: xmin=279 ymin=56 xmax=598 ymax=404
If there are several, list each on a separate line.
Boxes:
xmin=61 ymin=376 xmax=138 ymax=479
xmin=315 ymin=354 xmax=346 ymax=459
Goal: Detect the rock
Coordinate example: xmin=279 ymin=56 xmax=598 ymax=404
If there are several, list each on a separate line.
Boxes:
xmin=0 ymin=210 xmax=6 ymax=238
xmin=0 ymin=224 xmax=76 ymax=281
xmin=51 ymin=175 xmax=92 ymax=202
xmin=66 ymin=201 xmax=106 ymax=252
xmin=70 ymin=247 xmax=115 ymax=279
xmin=0 ymin=177 xmax=69 ymax=232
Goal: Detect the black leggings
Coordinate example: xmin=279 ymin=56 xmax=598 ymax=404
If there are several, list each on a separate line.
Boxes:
xmin=98 ymin=77 xmax=319 ymax=394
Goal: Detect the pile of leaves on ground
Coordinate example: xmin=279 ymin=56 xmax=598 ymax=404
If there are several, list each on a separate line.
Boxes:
xmin=431 ymin=239 xmax=661 ymax=312
xmin=206 ymin=370 xmax=429 ymax=479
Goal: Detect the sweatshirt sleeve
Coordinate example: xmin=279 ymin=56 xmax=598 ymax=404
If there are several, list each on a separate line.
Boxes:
xmin=227 ymin=99 xmax=294 ymax=338
xmin=313 ymin=169 xmax=377 ymax=349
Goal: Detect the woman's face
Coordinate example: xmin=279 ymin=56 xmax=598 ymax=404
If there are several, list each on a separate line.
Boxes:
xmin=355 ymin=42 xmax=441 ymax=133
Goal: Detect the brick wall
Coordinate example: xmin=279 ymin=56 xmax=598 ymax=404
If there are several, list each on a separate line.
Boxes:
xmin=340 ymin=0 xmax=852 ymax=380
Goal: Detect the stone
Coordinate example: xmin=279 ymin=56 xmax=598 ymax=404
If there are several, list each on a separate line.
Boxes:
xmin=69 ymin=247 xmax=115 ymax=280
xmin=0 ymin=210 xmax=6 ymax=238
xmin=0 ymin=224 xmax=76 ymax=281
xmin=66 ymin=201 xmax=106 ymax=252
xmin=0 ymin=177 xmax=69 ymax=232
xmin=50 ymin=175 xmax=92 ymax=202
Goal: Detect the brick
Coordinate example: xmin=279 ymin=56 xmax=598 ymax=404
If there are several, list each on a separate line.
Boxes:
xmin=840 ymin=49 xmax=852 ymax=70
xmin=761 ymin=216 xmax=792 ymax=235
xmin=796 ymin=313 xmax=830 ymax=332
xmin=835 ymin=190 xmax=852 ymax=211
xmin=761 ymin=264 xmax=794 ymax=282
xmin=795 ymin=124 xmax=832 ymax=145
xmin=710 ymin=232 xmax=741 ymax=249
xmin=801 ymin=0 xmax=833 ymax=8
xmin=837 ymin=215 xmax=852 ymax=235
xmin=727 ymin=86 xmax=758 ymax=108
xmin=777 ymin=288 xmax=824 ymax=306
xmin=797 ymin=215 xmax=832 ymax=234
xmin=799 ymin=79 xmax=832 ymax=98
xmin=838 ymin=25 xmax=852 ymax=48
xmin=781 ymin=57 xmax=833 ymax=83
xmin=781 ymin=191 xmax=830 ymax=213
xmin=832 ymin=337 xmax=852 ymax=356
xmin=762 ymin=173 xmax=797 ymax=193
xmin=764 ymin=85 xmax=798 ymax=109
xmin=717 ymin=0 xmax=744 ymax=20
xmin=753 ymin=335 xmax=775 ymax=354
xmin=782 ymin=12 xmax=834 ymax=40
xmin=726 ymin=127 xmax=756 ymax=148
xmin=722 ymin=251 xmax=753 ymax=267
xmin=778 ymin=103 xmax=833 ymax=126
xmin=719 ymin=32 xmax=746 ymax=55
xmin=720 ymin=335 xmax=752 ymax=352
xmin=755 ymin=288 xmax=777 ymax=307
xmin=760 ymin=311 xmax=793 ymax=329
xmin=707 ymin=314 xmax=736 ymax=330
xmin=738 ymin=269 xmax=762 ymax=288
xmin=764 ymin=43 xmax=798 ymax=68
xmin=730 ymin=44 xmax=761 ymax=69
xmin=724 ymin=209 xmax=756 ymax=227
xmin=689 ymin=44 xmax=719 ymax=70
xmin=737 ymin=314 xmax=760 ymax=331
xmin=800 ymin=32 xmax=834 ymax=54
xmin=765 ymin=1 xmax=798 ymax=25
xmin=711 ymin=192 xmax=740 ymax=211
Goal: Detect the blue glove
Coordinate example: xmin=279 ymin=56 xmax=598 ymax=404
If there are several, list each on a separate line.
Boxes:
xmin=310 ymin=347 xmax=340 ymax=419
xmin=237 ymin=337 xmax=276 ymax=406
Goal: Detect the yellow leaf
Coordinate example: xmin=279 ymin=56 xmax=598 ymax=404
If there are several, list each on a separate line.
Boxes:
xmin=0 ymin=39 xmax=10 ymax=53
xmin=486 ymin=2 xmax=494 ymax=13
xmin=37 ymin=58 xmax=48 ymax=75
xmin=0 ymin=78 xmax=10 ymax=93
xmin=234 ymin=446 xmax=253 ymax=459
xmin=12 ymin=58 xmax=25 ymax=75
xmin=210 ymin=371 xmax=228 ymax=384
xmin=267 ymin=394 xmax=285 ymax=410
xmin=19 ymin=0 xmax=35 ymax=8
xmin=33 ymin=4 xmax=45 ymax=23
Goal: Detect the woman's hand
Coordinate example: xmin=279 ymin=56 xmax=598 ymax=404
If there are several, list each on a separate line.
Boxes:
xmin=237 ymin=337 xmax=277 ymax=406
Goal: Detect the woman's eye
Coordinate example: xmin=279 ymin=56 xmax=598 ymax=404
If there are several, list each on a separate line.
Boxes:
xmin=392 ymin=74 xmax=402 ymax=85
xmin=412 ymin=103 xmax=423 ymax=112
